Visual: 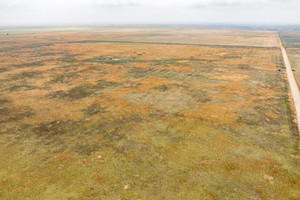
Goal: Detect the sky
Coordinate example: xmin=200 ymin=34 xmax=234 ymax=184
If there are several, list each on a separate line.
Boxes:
xmin=0 ymin=0 xmax=300 ymax=26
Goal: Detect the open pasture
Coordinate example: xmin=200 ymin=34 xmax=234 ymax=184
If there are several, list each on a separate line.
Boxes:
xmin=280 ymin=32 xmax=300 ymax=88
xmin=97 ymin=28 xmax=280 ymax=47
xmin=0 ymin=28 xmax=299 ymax=199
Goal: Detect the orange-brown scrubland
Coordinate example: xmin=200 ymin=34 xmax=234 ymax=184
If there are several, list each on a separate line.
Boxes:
xmin=0 ymin=28 xmax=299 ymax=199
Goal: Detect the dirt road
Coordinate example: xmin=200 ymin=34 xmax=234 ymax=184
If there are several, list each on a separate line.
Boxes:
xmin=279 ymin=35 xmax=300 ymax=133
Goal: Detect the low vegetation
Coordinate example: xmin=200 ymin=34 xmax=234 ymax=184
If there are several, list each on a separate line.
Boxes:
xmin=0 ymin=28 xmax=299 ymax=199
xmin=280 ymin=32 xmax=300 ymax=88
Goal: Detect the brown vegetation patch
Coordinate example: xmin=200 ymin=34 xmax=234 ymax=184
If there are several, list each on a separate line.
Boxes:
xmin=0 ymin=29 xmax=298 ymax=200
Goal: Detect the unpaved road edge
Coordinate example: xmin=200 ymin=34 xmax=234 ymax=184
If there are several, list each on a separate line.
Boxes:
xmin=278 ymin=34 xmax=300 ymax=133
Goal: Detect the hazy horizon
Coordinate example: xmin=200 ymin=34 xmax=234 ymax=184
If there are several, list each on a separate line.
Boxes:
xmin=0 ymin=0 xmax=300 ymax=26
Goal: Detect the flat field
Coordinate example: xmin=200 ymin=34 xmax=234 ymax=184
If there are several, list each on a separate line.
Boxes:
xmin=280 ymin=32 xmax=300 ymax=88
xmin=0 ymin=28 xmax=299 ymax=199
xmin=94 ymin=28 xmax=280 ymax=47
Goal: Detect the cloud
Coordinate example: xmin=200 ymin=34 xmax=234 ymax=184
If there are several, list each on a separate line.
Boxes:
xmin=190 ymin=0 xmax=298 ymax=9
xmin=0 ymin=0 xmax=140 ymax=10
xmin=0 ymin=0 xmax=299 ymax=10
xmin=0 ymin=0 xmax=299 ymax=25
xmin=88 ymin=0 xmax=140 ymax=8
xmin=0 ymin=0 xmax=35 ymax=10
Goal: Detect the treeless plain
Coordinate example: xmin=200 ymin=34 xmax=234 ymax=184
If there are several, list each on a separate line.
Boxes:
xmin=0 ymin=28 xmax=299 ymax=199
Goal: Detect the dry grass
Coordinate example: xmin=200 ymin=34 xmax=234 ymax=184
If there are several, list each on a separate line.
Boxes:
xmin=107 ymin=28 xmax=280 ymax=47
xmin=0 ymin=28 xmax=299 ymax=200
xmin=280 ymin=32 xmax=300 ymax=89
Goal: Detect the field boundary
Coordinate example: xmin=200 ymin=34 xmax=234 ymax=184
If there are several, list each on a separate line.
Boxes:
xmin=69 ymin=40 xmax=279 ymax=49
xmin=279 ymin=34 xmax=300 ymax=133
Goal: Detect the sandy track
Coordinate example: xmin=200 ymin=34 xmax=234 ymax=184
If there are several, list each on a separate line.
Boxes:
xmin=279 ymin=35 xmax=300 ymax=133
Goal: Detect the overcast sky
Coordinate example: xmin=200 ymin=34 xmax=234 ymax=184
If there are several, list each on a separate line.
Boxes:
xmin=0 ymin=0 xmax=300 ymax=26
